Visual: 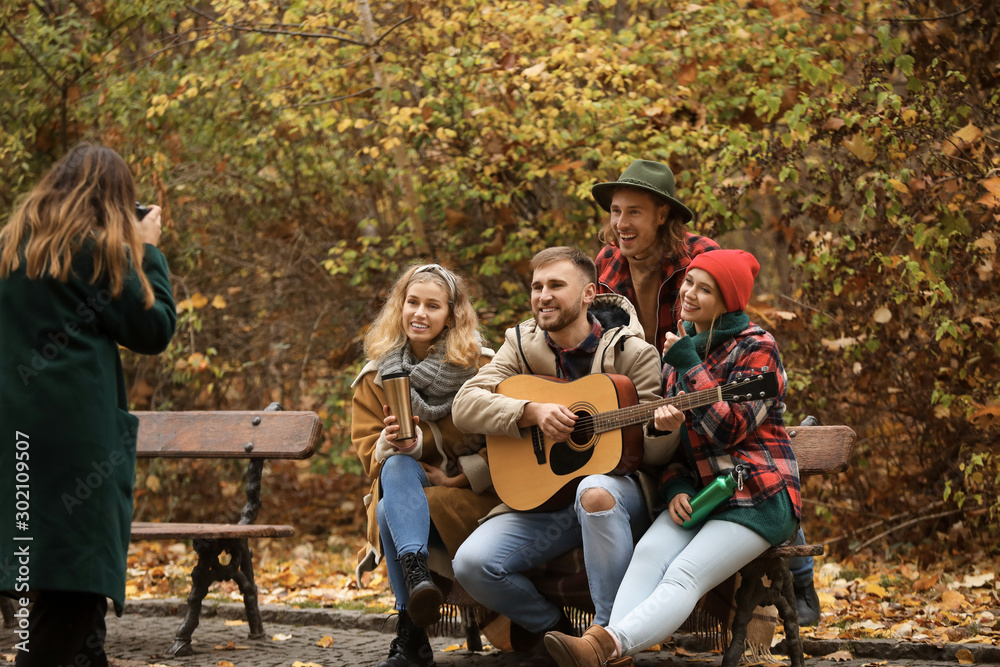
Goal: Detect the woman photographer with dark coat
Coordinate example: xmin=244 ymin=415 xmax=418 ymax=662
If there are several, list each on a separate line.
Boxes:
xmin=0 ymin=144 xmax=176 ymax=666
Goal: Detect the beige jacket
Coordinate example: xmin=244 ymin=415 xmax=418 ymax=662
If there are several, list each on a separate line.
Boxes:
xmin=452 ymin=293 xmax=679 ymax=517
xmin=352 ymin=351 xmax=500 ymax=585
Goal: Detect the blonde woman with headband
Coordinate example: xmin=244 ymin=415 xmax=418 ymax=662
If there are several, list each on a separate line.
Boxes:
xmin=352 ymin=263 xmax=496 ymax=667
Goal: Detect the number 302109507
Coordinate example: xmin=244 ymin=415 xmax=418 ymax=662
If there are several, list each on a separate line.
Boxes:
xmin=14 ymin=431 xmax=30 ymax=528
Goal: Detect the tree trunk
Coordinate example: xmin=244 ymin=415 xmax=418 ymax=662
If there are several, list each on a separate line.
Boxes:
xmin=356 ymin=0 xmax=427 ymax=252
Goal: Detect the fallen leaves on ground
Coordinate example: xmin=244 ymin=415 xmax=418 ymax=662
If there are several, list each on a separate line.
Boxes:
xmin=766 ymin=561 xmax=999 ymax=647
xmin=125 ymin=461 xmax=1000 ymax=648
xmin=822 ymin=650 xmax=854 ymax=661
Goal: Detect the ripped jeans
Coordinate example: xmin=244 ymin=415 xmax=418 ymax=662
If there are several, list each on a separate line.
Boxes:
xmin=452 ymin=474 xmax=648 ymax=631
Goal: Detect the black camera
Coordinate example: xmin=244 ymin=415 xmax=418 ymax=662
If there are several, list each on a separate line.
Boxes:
xmin=135 ymin=202 xmax=152 ymax=219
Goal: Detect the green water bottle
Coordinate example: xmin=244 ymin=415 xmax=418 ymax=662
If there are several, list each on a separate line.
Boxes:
xmin=682 ymin=467 xmax=742 ymax=529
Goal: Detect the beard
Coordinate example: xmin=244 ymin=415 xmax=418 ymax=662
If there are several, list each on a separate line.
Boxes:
xmin=534 ymin=300 xmax=582 ymax=333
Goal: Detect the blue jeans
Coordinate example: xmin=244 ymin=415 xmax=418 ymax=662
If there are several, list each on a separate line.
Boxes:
xmin=789 ymin=526 xmax=814 ymax=587
xmin=452 ymin=474 xmax=648 ymax=631
xmin=607 ymin=516 xmax=771 ymax=655
xmin=377 ymin=455 xmax=443 ymax=609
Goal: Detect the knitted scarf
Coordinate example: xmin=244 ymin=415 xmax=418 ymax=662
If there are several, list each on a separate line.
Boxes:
xmin=378 ymin=339 xmax=476 ymax=422
xmin=666 ymin=312 xmax=751 ymax=391
xmin=684 ymin=311 xmax=751 ymax=360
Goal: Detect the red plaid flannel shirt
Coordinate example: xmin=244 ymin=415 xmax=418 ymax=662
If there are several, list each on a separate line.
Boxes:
xmin=595 ymin=233 xmax=720 ymax=350
xmin=659 ymin=323 xmax=802 ymax=520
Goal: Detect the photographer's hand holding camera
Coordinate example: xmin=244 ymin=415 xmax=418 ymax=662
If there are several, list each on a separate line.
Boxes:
xmin=136 ymin=203 xmax=163 ymax=246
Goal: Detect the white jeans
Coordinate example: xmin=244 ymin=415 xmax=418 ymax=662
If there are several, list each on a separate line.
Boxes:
xmin=608 ymin=515 xmax=770 ymax=655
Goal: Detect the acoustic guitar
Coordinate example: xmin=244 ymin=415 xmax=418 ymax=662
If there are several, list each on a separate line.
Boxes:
xmin=488 ymin=371 xmax=779 ymax=511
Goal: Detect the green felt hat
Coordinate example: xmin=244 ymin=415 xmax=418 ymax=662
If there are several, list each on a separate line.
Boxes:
xmin=591 ymin=159 xmax=693 ymax=223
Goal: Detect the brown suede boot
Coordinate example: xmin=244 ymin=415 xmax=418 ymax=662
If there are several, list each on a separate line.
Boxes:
xmin=544 ymin=624 xmax=622 ymax=667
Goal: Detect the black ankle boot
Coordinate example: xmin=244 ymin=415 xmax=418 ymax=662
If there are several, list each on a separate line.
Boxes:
xmin=510 ymin=609 xmax=577 ymax=655
xmin=377 ymin=609 xmax=435 ymax=667
xmin=398 ymin=552 xmax=442 ymax=628
xmin=794 ymin=580 xmax=821 ymax=626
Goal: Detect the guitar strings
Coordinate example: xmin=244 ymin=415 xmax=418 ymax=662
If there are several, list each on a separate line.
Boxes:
xmin=569 ymin=373 xmax=770 ymax=433
xmin=569 ymin=385 xmax=724 ymax=433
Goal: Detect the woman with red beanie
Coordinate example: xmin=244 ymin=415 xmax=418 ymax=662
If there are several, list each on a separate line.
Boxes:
xmin=544 ymin=249 xmax=801 ymax=667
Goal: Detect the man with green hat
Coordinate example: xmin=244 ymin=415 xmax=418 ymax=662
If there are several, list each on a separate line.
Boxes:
xmin=592 ymin=159 xmax=719 ymax=351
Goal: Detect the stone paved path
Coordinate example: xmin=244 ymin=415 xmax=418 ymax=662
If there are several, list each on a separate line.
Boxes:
xmin=2 ymin=600 xmax=993 ymax=666
xmin=94 ymin=610 xmax=700 ymax=667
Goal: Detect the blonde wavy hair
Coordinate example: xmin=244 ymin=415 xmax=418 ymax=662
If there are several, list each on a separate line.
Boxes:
xmin=364 ymin=263 xmax=483 ymax=369
xmin=0 ymin=143 xmax=154 ymax=307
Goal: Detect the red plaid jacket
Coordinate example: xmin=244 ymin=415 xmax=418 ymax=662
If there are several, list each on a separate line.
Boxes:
xmin=658 ymin=323 xmax=802 ymax=520
xmin=595 ymin=233 xmax=720 ymax=350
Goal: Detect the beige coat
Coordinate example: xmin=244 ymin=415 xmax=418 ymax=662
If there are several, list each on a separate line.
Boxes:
xmin=352 ymin=352 xmax=499 ymax=584
xmin=452 ymin=293 xmax=679 ymax=518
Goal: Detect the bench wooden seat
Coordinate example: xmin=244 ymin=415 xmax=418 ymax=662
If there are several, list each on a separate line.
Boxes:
xmin=429 ymin=423 xmax=855 ymax=665
xmin=130 ymin=402 xmax=322 ymax=656
xmin=130 ymin=522 xmax=296 ymax=540
xmin=757 ymin=543 xmax=824 ymax=560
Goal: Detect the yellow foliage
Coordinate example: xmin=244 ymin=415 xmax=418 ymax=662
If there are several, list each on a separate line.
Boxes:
xmin=863 ymin=582 xmax=888 ymax=598
xmin=843 ymin=133 xmax=876 ymax=162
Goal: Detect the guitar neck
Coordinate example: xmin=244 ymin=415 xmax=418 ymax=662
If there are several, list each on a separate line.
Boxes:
xmin=592 ymin=386 xmax=723 ymax=434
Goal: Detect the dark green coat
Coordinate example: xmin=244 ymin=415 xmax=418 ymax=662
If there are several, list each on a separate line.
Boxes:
xmin=0 ymin=243 xmax=176 ymax=614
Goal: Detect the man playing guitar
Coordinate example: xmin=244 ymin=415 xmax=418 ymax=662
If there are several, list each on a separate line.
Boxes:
xmin=451 ymin=247 xmax=677 ymax=664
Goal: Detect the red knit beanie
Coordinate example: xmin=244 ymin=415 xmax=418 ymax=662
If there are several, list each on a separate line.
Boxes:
xmin=686 ymin=249 xmax=760 ymax=313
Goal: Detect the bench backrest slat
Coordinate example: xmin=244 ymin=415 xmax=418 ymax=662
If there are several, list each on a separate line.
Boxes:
xmin=787 ymin=425 xmax=856 ymax=476
xmin=134 ymin=411 xmax=322 ymax=459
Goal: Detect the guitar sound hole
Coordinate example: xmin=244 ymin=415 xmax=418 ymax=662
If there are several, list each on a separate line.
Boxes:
xmin=569 ymin=411 xmax=594 ymax=449
xmin=549 ymin=411 xmax=595 ymax=476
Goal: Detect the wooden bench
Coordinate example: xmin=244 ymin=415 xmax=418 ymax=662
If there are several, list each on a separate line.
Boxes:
xmin=722 ymin=422 xmax=856 ymax=667
xmin=427 ymin=422 xmax=856 ymax=665
xmin=130 ymin=402 xmax=322 ymax=656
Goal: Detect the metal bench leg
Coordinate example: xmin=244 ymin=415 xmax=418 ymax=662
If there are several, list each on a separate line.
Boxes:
xmin=461 ymin=606 xmax=483 ymax=651
xmin=722 ymin=562 xmax=766 ymax=667
xmin=232 ymin=541 xmax=265 ymax=639
xmin=168 ymin=537 xmax=266 ymax=655
xmin=169 ymin=539 xmax=215 ymax=656
xmin=723 ymin=558 xmax=806 ymax=667
xmin=774 ymin=558 xmax=805 ymax=667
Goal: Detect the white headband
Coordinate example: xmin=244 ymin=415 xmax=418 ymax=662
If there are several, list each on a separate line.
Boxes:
xmin=412 ymin=263 xmax=458 ymax=302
